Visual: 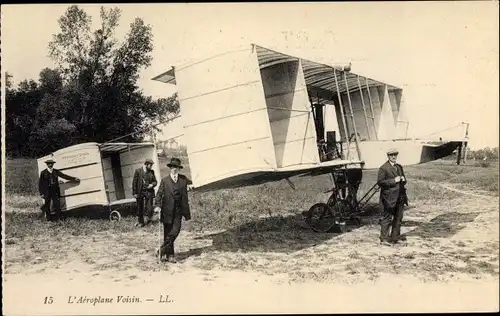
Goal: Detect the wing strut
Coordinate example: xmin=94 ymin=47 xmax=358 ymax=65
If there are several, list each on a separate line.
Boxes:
xmin=365 ymin=77 xmax=378 ymax=140
xmin=333 ymin=69 xmax=351 ymax=160
xmin=343 ymin=71 xmax=363 ymax=162
xmin=357 ymin=75 xmax=372 ymax=140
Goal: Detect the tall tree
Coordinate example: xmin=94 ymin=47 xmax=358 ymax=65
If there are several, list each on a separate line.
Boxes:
xmin=5 ymin=72 xmax=13 ymax=89
xmin=47 ymin=5 xmax=170 ymax=143
xmin=5 ymin=6 xmax=178 ymax=158
xmin=28 ymin=68 xmax=77 ymax=155
xmin=5 ymin=74 xmax=43 ymax=157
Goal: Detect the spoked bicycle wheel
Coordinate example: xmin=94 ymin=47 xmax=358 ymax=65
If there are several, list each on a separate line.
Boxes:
xmin=307 ymin=203 xmax=336 ymax=233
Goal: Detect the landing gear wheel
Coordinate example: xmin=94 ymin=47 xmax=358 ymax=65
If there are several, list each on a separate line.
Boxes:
xmin=307 ymin=203 xmax=336 ymax=233
xmin=110 ymin=210 xmax=121 ymax=222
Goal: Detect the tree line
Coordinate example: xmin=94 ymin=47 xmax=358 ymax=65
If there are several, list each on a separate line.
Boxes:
xmin=5 ymin=5 xmax=178 ymax=158
xmin=467 ymin=147 xmax=499 ymax=160
xmin=441 ymin=146 xmax=499 ymax=161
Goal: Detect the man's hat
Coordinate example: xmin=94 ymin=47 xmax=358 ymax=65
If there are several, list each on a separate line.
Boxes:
xmin=145 ymin=158 xmax=154 ymax=165
xmin=45 ymin=158 xmax=56 ymax=164
xmin=167 ymin=157 xmax=183 ymax=169
xmin=387 ymin=148 xmax=399 ymax=155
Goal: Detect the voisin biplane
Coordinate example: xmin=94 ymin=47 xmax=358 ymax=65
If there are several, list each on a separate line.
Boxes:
xmin=151 ymin=44 xmax=469 ymax=232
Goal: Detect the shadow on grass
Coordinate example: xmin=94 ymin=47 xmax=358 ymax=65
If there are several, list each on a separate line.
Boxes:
xmin=403 ymin=212 xmax=480 ymax=238
xmin=177 ymin=207 xmax=482 ymax=262
xmin=176 ymin=203 xmax=383 ymax=261
xmin=67 ymin=203 xmax=138 ymax=220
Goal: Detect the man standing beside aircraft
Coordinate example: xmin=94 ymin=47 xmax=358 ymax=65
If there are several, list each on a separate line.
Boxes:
xmin=154 ymin=157 xmax=191 ymax=263
xmin=38 ymin=158 xmax=80 ymax=221
xmin=132 ymin=159 xmax=158 ymax=227
xmin=377 ymin=148 xmax=408 ymax=245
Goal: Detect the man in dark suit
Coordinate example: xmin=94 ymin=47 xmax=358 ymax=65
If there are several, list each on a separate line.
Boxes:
xmin=38 ymin=158 xmax=80 ymax=221
xmin=154 ymin=157 xmax=191 ymax=263
xmin=132 ymin=158 xmax=158 ymax=227
xmin=377 ymin=148 xmax=408 ymax=244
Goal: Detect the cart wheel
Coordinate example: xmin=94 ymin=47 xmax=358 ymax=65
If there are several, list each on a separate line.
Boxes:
xmin=110 ymin=210 xmax=121 ymax=222
xmin=307 ymin=203 xmax=336 ymax=233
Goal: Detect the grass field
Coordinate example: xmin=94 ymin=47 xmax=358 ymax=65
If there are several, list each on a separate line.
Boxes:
xmin=3 ymin=156 xmax=499 ymax=292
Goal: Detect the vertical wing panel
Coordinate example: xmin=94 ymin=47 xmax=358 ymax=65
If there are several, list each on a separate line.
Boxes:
xmin=174 ymin=46 xmax=277 ymax=188
xmin=260 ymin=59 xmax=320 ymax=168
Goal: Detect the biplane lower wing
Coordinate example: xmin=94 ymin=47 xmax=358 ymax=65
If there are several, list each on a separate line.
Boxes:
xmin=190 ymin=159 xmax=363 ymax=192
xmin=190 ymin=139 xmax=465 ymax=192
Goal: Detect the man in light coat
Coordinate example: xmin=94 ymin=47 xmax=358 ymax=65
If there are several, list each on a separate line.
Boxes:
xmin=154 ymin=157 xmax=191 ymax=263
xmin=377 ymin=148 xmax=408 ymax=244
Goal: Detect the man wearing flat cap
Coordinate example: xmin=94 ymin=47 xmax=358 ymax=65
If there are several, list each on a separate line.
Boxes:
xmin=132 ymin=158 xmax=158 ymax=227
xmin=377 ymin=148 xmax=409 ymax=245
xmin=38 ymin=158 xmax=80 ymax=221
xmin=154 ymin=157 xmax=192 ymax=263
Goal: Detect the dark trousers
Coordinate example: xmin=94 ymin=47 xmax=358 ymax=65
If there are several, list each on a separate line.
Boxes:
xmin=159 ymin=214 xmax=182 ymax=257
xmin=42 ymin=189 xmax=61 ymax=221
xmin=380 ymin=197 xmax=405 ymax=241
xmin=136 ymin=191 xmax=154 ymax=224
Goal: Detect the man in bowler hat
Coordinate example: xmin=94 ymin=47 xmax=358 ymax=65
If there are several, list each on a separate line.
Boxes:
xmin=154 ymin=157 xmax=191 ymax=263
xmin=132 ymin=158 xmax=158 ymax=227
xmin=377 ymin=148 xmax=409 ymax=244
xmin=38 ymin=158 xmax=80 ymax=221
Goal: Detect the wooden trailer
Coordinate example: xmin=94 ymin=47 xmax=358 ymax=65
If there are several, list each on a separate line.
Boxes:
xmin=36 ymin=142 xmax=161 ymax=221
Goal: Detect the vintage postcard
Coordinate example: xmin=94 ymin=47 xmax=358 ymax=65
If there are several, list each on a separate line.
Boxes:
xmin=2 ymin=2 xmax=499 ymax=315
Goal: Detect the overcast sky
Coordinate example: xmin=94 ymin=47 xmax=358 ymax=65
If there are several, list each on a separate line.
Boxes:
xmin=2 ymin=2 xmax=498 ymax=149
